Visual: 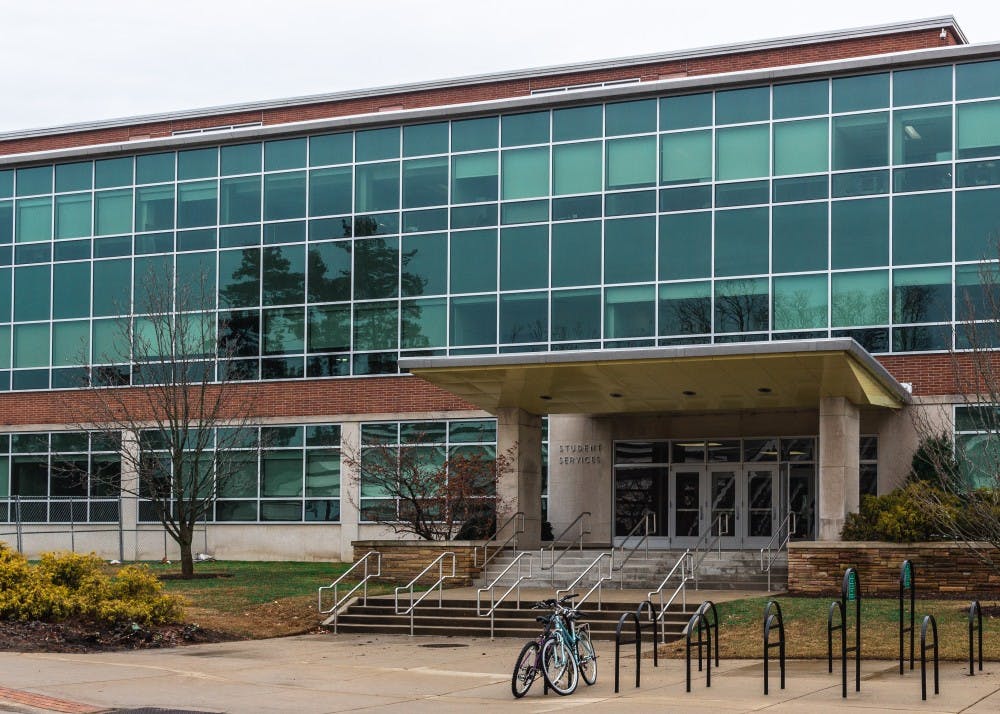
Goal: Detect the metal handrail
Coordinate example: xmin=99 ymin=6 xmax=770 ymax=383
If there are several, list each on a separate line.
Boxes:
xmin=760 ymin=511 xmax=797 ymax=591
xmin=476 ymin=551 xmax=533 ymax=639
xmin=556 ymin=551 xmax=613 ymax=611
xmin=539 ymin=511 xmax=591 ymax=571
xmin=475 ymin=510 xmax=525 ymax=568
xmin=647 ymin=549 xmax=692 ymax=643
xmin=317 ymin=551 xmax=381 ymax=633
xmin=394 ymin=551 xmax=457 ymax=636
xmin=691 ymin=513 xmax=729 ymax=589
xmin=613 ymin=510 xmax=655 ymax=583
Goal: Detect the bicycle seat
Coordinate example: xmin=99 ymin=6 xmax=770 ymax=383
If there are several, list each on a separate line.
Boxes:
xmin=535 ymin=615 xmax=551 ymax=624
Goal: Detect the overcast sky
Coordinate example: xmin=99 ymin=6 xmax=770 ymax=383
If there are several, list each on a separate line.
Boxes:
xmin=2 ymin=1 xmax=999 ymax=133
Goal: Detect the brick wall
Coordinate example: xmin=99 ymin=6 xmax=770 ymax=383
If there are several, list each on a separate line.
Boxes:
xmin=352 ymin=540 xmax=482 ymax=587
xmin=788 ymin=542 xmax=1000 ymax=597
xmin=0 ymin=28 xmax=956 ymax=157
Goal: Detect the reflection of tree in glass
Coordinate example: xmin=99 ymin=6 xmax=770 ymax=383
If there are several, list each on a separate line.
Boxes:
xmin=715 ymin=279 xmax=768 ymax=333
xmin=774 ymin=289 xmax=824 ymax=331
xmin=662 ymin=295 xmax=711 ymax=335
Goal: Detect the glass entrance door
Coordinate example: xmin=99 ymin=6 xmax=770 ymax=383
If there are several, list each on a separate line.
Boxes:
xmin=742 ymin=465 xmax=780 ymax=548
xmin=707 ymin=468 xmax=739 ymax=548
xmin=671 ymin=466 xmax=703 ymax=547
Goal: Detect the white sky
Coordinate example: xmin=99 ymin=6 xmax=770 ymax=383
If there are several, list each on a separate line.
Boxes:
xmin=2 ymin=1 xmax=999 ymax=133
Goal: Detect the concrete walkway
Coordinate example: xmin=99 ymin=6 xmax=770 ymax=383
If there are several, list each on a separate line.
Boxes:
xmin=0 ymin=633 xmax=997 ymax=713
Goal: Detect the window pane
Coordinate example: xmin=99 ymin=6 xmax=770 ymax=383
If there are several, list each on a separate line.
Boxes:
xmin=354 ymin=302 xmax=398 ymax=351
xmin=773 ymin=80 xmax=828 ymax=119
xmin=403 ymin=123 xmax=448 ymax=157
xmin=659 ymin=212 xmax=711 ymax=280
xmin=94 ymin=157 xmax=132 ymax=189
xmin=263 ymin=307 xmax=305 ymax=354
xmin=177 ymin=148 xmax=217 ymax=179
xmin=217 ymin=175 xmax=260 ymax=225
xmin=352 ymin=237 xmax=398 ymax=300
xmin=893 ymin=266 xmax=951 ymax=323
xmin=500 ymin=225 xmax=547 ymax=290
xmin=502 ymin=147 xmax=549 ymax=199
xmin=606 ymin=136 xmax=656 ymax=189
xmin=893 ymin=106 xmax=952 ymax=164
xmin=660 ymin=93 xmax=712 ymax=130
xmin=220 ymin=143 xmax=261 ymax=175
xmin=262 ymin=451 xmax=302 ymax=497
xmin=661 ymin=130 xmax=711 ymax=185
xmin=773 ymin=202 xmax=828 ymax=273
xmin=263 ymin=171 xmax=306 ymax=220
xmin=14 ymin=323 xmax=49 ymax=368
xmin=175 ymin=182 xmax=216 ymax=229
xmin=716 ymin=125 xmax=769 ymax=180
xmin=310 ymin=133 xmax=352 ymax=166
xmin=55 ymin=193 xmax=92 ymax=238
xmin=450 ymin=295 xmax=496 ymax=346
xmin=551 ymin=221 xmax=601 ymax=287
xmin=957 ymin=60 xmax=1000 ymax=100
xmin=402 ymin=158 xmax=447 ymax=209
xmin=956 ymin=188 xmax=1000 ymax=261
xmin=714 ymin=278 xmax=768 ymax=332
xmin=307 ymin=303 xmax=350 ymax=352
xmin=553 ymin=142 xmax=601 ymax=195
xmin=501 ymin=111 xmax=549 ymax=146
xmin=833 ymin=73 xmax=889 ymax=112
xmin=831 ymin=198 xmax=888 ymax=269
xmin=305 ymin=450 xmax=339 ymax=497
xmin=52 ymin=262 xmax=90 ymax=319
xmin=353 ymin=162 xmax=399 ymax=213
xmin=716 ymin=87 xmax=769 ymax=124
xmin=451 ymin=117 xmax=497 ymax=152
xmin=264 ymin=138 xmax=306 ymax=171
xmin=714 ymin=208 xmax=768 ymax=277
xmin=262 ymin=244 xmax=305 ymax=305
xmin=401 ymin=297 xmax=446 ymax=348
xmin=134 ymin=185 xmax=174 ymax=232
xmin=957 ymin=100 xmax=1000 ymax=159
xmin=15 ymin=197 xmax=51 ymax=242
xmin=450 ymin=229 xmax=496 ymax=293
xmin=552 ymin=105 xmax=602 ymax=141
xmin=16 ymin=166 xmax=52 ymax=196
xmin=219 ymin=248 xmax=260 ymax=308
xmin=500 ymin=291 xmax=547 ymax=343
xmin=832 ymin=270 xmax=889 ymax=326
xmin=606 ymin=99 xmax=656 ymax=136
xmin=552 ymin=288 xmax=600 ymax=341
xmin=398 ymin=233 xmax=444 ymax=297
xmin=604 ymin=285 xmax=654 ymax=339
xmin=892 ymin=192 xmax=951 ymax=265
xmin=894 ymin=66 xmax=952 ymax=106
xmin=451 ymin=153 xmax=497 ymax=204
xmin=605 ymin=217 xmax=654 ymax=283
xmin=833 ymin=113 xmax=889 ymax=170
xmin=774 ymin=274 xmax=828 ymax=330
xmin=14 ymin=265 xmax=50 ymax=321
xmin=52 ymin=321 xmax=89 ymax=366
xmin=659 ymin=281 xmax=710 ymax=336
xmin=92 ymin=259 xmax=130 ymax=316
xmin=356 ymin=127 xmax=400 ymax=162
xmin=774 ymin=119 xmax=828 ymax=175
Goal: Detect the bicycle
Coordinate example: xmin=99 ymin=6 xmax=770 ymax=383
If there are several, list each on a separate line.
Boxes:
xmin=548 ymin=596 xmax=598 ymax=687
xmin=511 ymin=597 xmax=579 ymax=697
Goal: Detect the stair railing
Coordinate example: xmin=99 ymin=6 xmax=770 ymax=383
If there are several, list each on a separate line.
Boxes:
xmin=539 ymin=511 xmax=591 ymax=572
xmin=474 ymin=510 xmax=525 ymax=568
xmin=394 ymin=551 xmax=457 ymax=636
xmin=647 ymin=549 xmax=692 ymax=643
xmin=476 ymin=551 xmax=533 ymax=639
xmin=691 ymin=513 xmax=728 ymax=589
xmin=317 ymin=550 xmax=381 ymax=633
xmin=760 ymin=511 xmax=796 ymax=592
xmin=556 ymin=551 xmax=613 ymax=611
xmin=612 ymin=510 xmax=655 ymax=586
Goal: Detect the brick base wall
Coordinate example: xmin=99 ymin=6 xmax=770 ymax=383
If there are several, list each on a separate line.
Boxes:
xmin=788 ymin=542 xmax=1000 ymax=597
xmin=352 ymin=540 xmax=482 ymax=587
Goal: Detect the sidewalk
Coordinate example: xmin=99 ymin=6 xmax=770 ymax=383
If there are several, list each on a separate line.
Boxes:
xmin=0 ymin=632 xmax=997 ymax=713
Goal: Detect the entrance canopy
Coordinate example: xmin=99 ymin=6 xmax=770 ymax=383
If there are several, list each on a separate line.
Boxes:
xmin=400 ymin=339 xmax=910 ymax=415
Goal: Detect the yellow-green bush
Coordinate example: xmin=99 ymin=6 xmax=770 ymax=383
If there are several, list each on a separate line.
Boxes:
xmin=0 ymin=545 xmax=182 ymax=625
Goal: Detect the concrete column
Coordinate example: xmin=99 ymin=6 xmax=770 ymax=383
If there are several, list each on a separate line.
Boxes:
xmin=496 ymin=407 xmax=542 ymax=549
xmin=547 ymin=415 xmax=613 ymax=544
xmin=119 ymin=430 xmax=140 ymax=561
xmin=339 ymin=421 xmax=361 ymax=562
xmin=818 ymin=396 xmax=860 ymax=540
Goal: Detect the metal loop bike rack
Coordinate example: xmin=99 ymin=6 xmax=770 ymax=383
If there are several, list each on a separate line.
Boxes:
xmin=969 ymin=599 xmax=983 ymax=675
xmin=921 ymin=614 xmax=939 ymax=700
xmin=899 ymin=559 xmax=915 ymax=675
xmin=614 ymin=610 xmax=640 ymax=693
xmin=763 ymin=600 xmax=786 ymax=695
xmin=695 ymin=600 xmax=720 ymax=668
xmin=827 ymin=567 xmax=861 ymax=698
xmin=635 ymin=599 xmax=660 ymax=668
xmin=684 ymin=609 xmax=714 ymax=692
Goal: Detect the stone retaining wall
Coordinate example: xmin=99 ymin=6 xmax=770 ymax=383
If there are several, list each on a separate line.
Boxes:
xmin=788 ymin=542 xmax=1000 ymax=597
xmin=352 ymin=540 xmax=482 ymax=586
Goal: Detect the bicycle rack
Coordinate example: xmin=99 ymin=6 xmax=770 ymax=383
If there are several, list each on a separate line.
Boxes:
xmin=969 ymin=600 xmax=983 ymax=676
xmin=763 ymin=600 xmax=785 ymax=695
xmin=899 ymin=559 xmax=915 ymax=675
xmin=827 ymin=567 xmax=861 ymax=698
xmin=685 ymin=610 xmax=713 ymax=692
xmin=635 ymin=600 xmax=660 ymax=668
xmin=614 ymin=611 xmax=640 ymax=693
xmin=695 ymin=600 xmax=720 ymax=668
xmin=920 ymin=614 xmax=939 ymax=700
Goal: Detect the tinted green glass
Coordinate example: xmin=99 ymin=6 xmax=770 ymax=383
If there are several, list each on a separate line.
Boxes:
xmin=833 ymin=73 xmax=889 ymax=112
xmin=893 ymin=66 xmax=952 ymax=106
xmin=307 ymin=304 xmax=350 ymax=351
xmin=500 ymin=225 xmax=547 ymax=290
xmin=552 ymin=105 xmax=602 ymax=141
xmin=661 ymin=130 xmax=711 ymax=184
xmin=52 ymin=262 xmax=90 ymax=319
xmin=308 ymin=240 xmax=351 ymax=302
xmin=0 ymin=201 xmax=10 ymax=243
xmin=55 ymin=194 xmax=92 ymax=238
xmin=396 ymin=233 xmax=443 ymax=297
xmin=92 ymin=318 xmax=129 ymax=362
xmin=714 ymin=208 xmax=768 ymax=276
xmin=309 ymin=166 xmax=352 ymax=215
xmin=773 ymin=274 xmax=827 ymax=330
xmin=551 ymin=288 xmax=600 ymax=341
xmin=660 ymin=93 xmax=712 ymax=130
xmin=606 ymin=99 xmax=656 ymax=136
xmin=606 ymin=136 xmax=656 ymax=189
xmin=831 ymin=198 xmax=888 ymax=268
xmin=16 ymin=197 xmax=51 ymax=242
xmin=501 ymin=112 xmax=549 ymax=147
xmin=716 ymin=86 xmax=769 ymax=124
xmin=605 ymin=285 xmax=654 ymax=338
xmin=353 ymin=237 xmax=398 ymax=300
xmin=14 ymin=265 xmax=49 ymax=321
xmin=264 ymin=138 xmax=306 ymax=171
xmin=605 ymin=217 xmax=654 ymax=283
xmin=716 ymin=124 xmax=769 ymax=180
xmin=772 ymin=202 xmax=828 ymax=273
xmin=0 ymin=171 xmax=10 ymax=199
xmin=553 ymin=142 xmax=601 ymax=195
xmin=832 ymin=113 xmax=888 ymax=170
xmin=659 ymin=212 xmax=710 ymax=280
xmin=175 ymin=182 xmax=215 ymax=228
xmin=356 ymin=127 xmax=400 ymax=162
xmin=450 ymin=294 xmax=496 ymax=346
xmin=402 ymin=123 xmax=448 ymax=157
xmin=832 ymin=270 xmax=888 ymax=326
xmin=451 ymin=152 xmax=497 ymax=203
xmin=501 ymin=199 xmax=548 ymax=224
xmin=177 ymin=252 xmax=216 ymax=311
xmin=957 ymin=60 xmax=1000 ymax=100
xmin=52 ymin=320 xmax=88 ymax=366
xmin=715 ymin=278 xmax=768 ymax=332
xmin=92 ymin=260 xmax=130 ymax=316
xmin=13 ymin=323 xmax=48 ymax=368
xmin=220 ymin=143 xmax=261 ymax=175
xmin=893 ymin=106 xmax=952 ymax=164
xmin=219 ymin=176 xmax=260 ymax=224
xmin=263 ymin=307 xmax=305 ymax=354
xmin=16 ymin=166 xmax=52 ymax=196
xmin=451 ymin=117 xmax=497 ymax=152
xmin=501 ymin=147 xmax=549 ymax=199
xmin=133 ymin=184 xmax=174 ymax=232
xmin=450 ymin=229 xmax=496 ymax=293
xmin=94 ymin=157 xmax=132 ymax=189
xmin=401 ymin=297 xmax=446 ymax=348
xmin=94 ymin=189 xmax=132 ymax=235
xmin=0 ymin=325 xmax=8 ymax=369
xmin=956 ymin=263 xmax=999 ymax=322
xmin=261 ymin=244 xmax=304 ymax=305
xmin=305 ymin=133 xmax=350 ymax=166
xmin=264 ymin=171 xmax=306 ymax=220
xmin=55 ymin=162 xmax=92 ymax=192
xmin=774 ymin=119 xmax=828 ymax=175
xmin=219 ymin=248 xmax=260 ymax=307
xmin=398 ymin=157 xmax=445 ymax=209
xmin=260 ymin=451 xmax=302 ymax=497
xmin=892 ymin=192 xmax=951 ymax=265
xmin=893 ymin=266 xmax=951 ymax=323
xmin=177 ymin=148 xmax=217 ymax=180
xmin=551 ymin=221 xmax=600 ymax=288
xmin=659 ymin=281 xmax=711 ymax=336
xmin=353 ymin=302 xmax=398 ymax=351
xmin=957 ymin=100 xmax=1000 ymax=159
xmin=957 ymin=188 xmax=1000 ymax=260
xmin=500 ymin=291 xmax=547 ymax=343
xmin=773 ymin=80 xmax=828 ymax=119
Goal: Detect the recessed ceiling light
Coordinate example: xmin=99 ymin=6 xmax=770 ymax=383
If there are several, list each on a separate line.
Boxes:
xmin=758 ymin=387 xmax=772 ymax=394
xmin=682 ymin=390 xmax=696 ymax=396
xmin=539 ymin=395 xmax=552 ymax=400
xmin=609 ymin=392 xmax=623 ymax=398
xmin=903 ymin=124 xmax=922 ymax=140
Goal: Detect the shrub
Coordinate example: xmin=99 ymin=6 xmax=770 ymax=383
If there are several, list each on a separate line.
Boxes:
xmin=908 ymin=434 xmax=959 ymax=490
xmin=841 ymin=483 xmax=956 ymax=542
xmin=0 ymin=545 xmax=183 ymax=625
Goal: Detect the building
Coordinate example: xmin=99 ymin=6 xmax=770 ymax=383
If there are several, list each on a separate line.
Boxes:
xmin=0 ymin=16 xmax=995 ymax=562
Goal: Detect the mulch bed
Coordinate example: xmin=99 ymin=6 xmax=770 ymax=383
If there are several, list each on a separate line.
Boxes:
xmin=0 ymin=619 xmax=233 ymax=653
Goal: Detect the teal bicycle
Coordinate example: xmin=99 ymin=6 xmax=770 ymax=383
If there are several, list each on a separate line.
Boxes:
xmin=512 ymin=595 xmax=597 ymax=697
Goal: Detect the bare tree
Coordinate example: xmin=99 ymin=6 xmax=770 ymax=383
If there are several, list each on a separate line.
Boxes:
xmin=66 ymin=263 xmax=261 ymax=577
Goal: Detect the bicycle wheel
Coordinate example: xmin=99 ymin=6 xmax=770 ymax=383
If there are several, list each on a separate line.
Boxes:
xmin=511 ymin=640 xmax=539 ymax=698
xmin=541 ymin=633 xmax=579 ymax=695
xmin=576 ymin=628 xmax=598 ymax=685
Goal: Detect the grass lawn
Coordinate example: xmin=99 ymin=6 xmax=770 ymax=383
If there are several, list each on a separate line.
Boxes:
xmin=660 ymin=596 xmax=1000 ymax=660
